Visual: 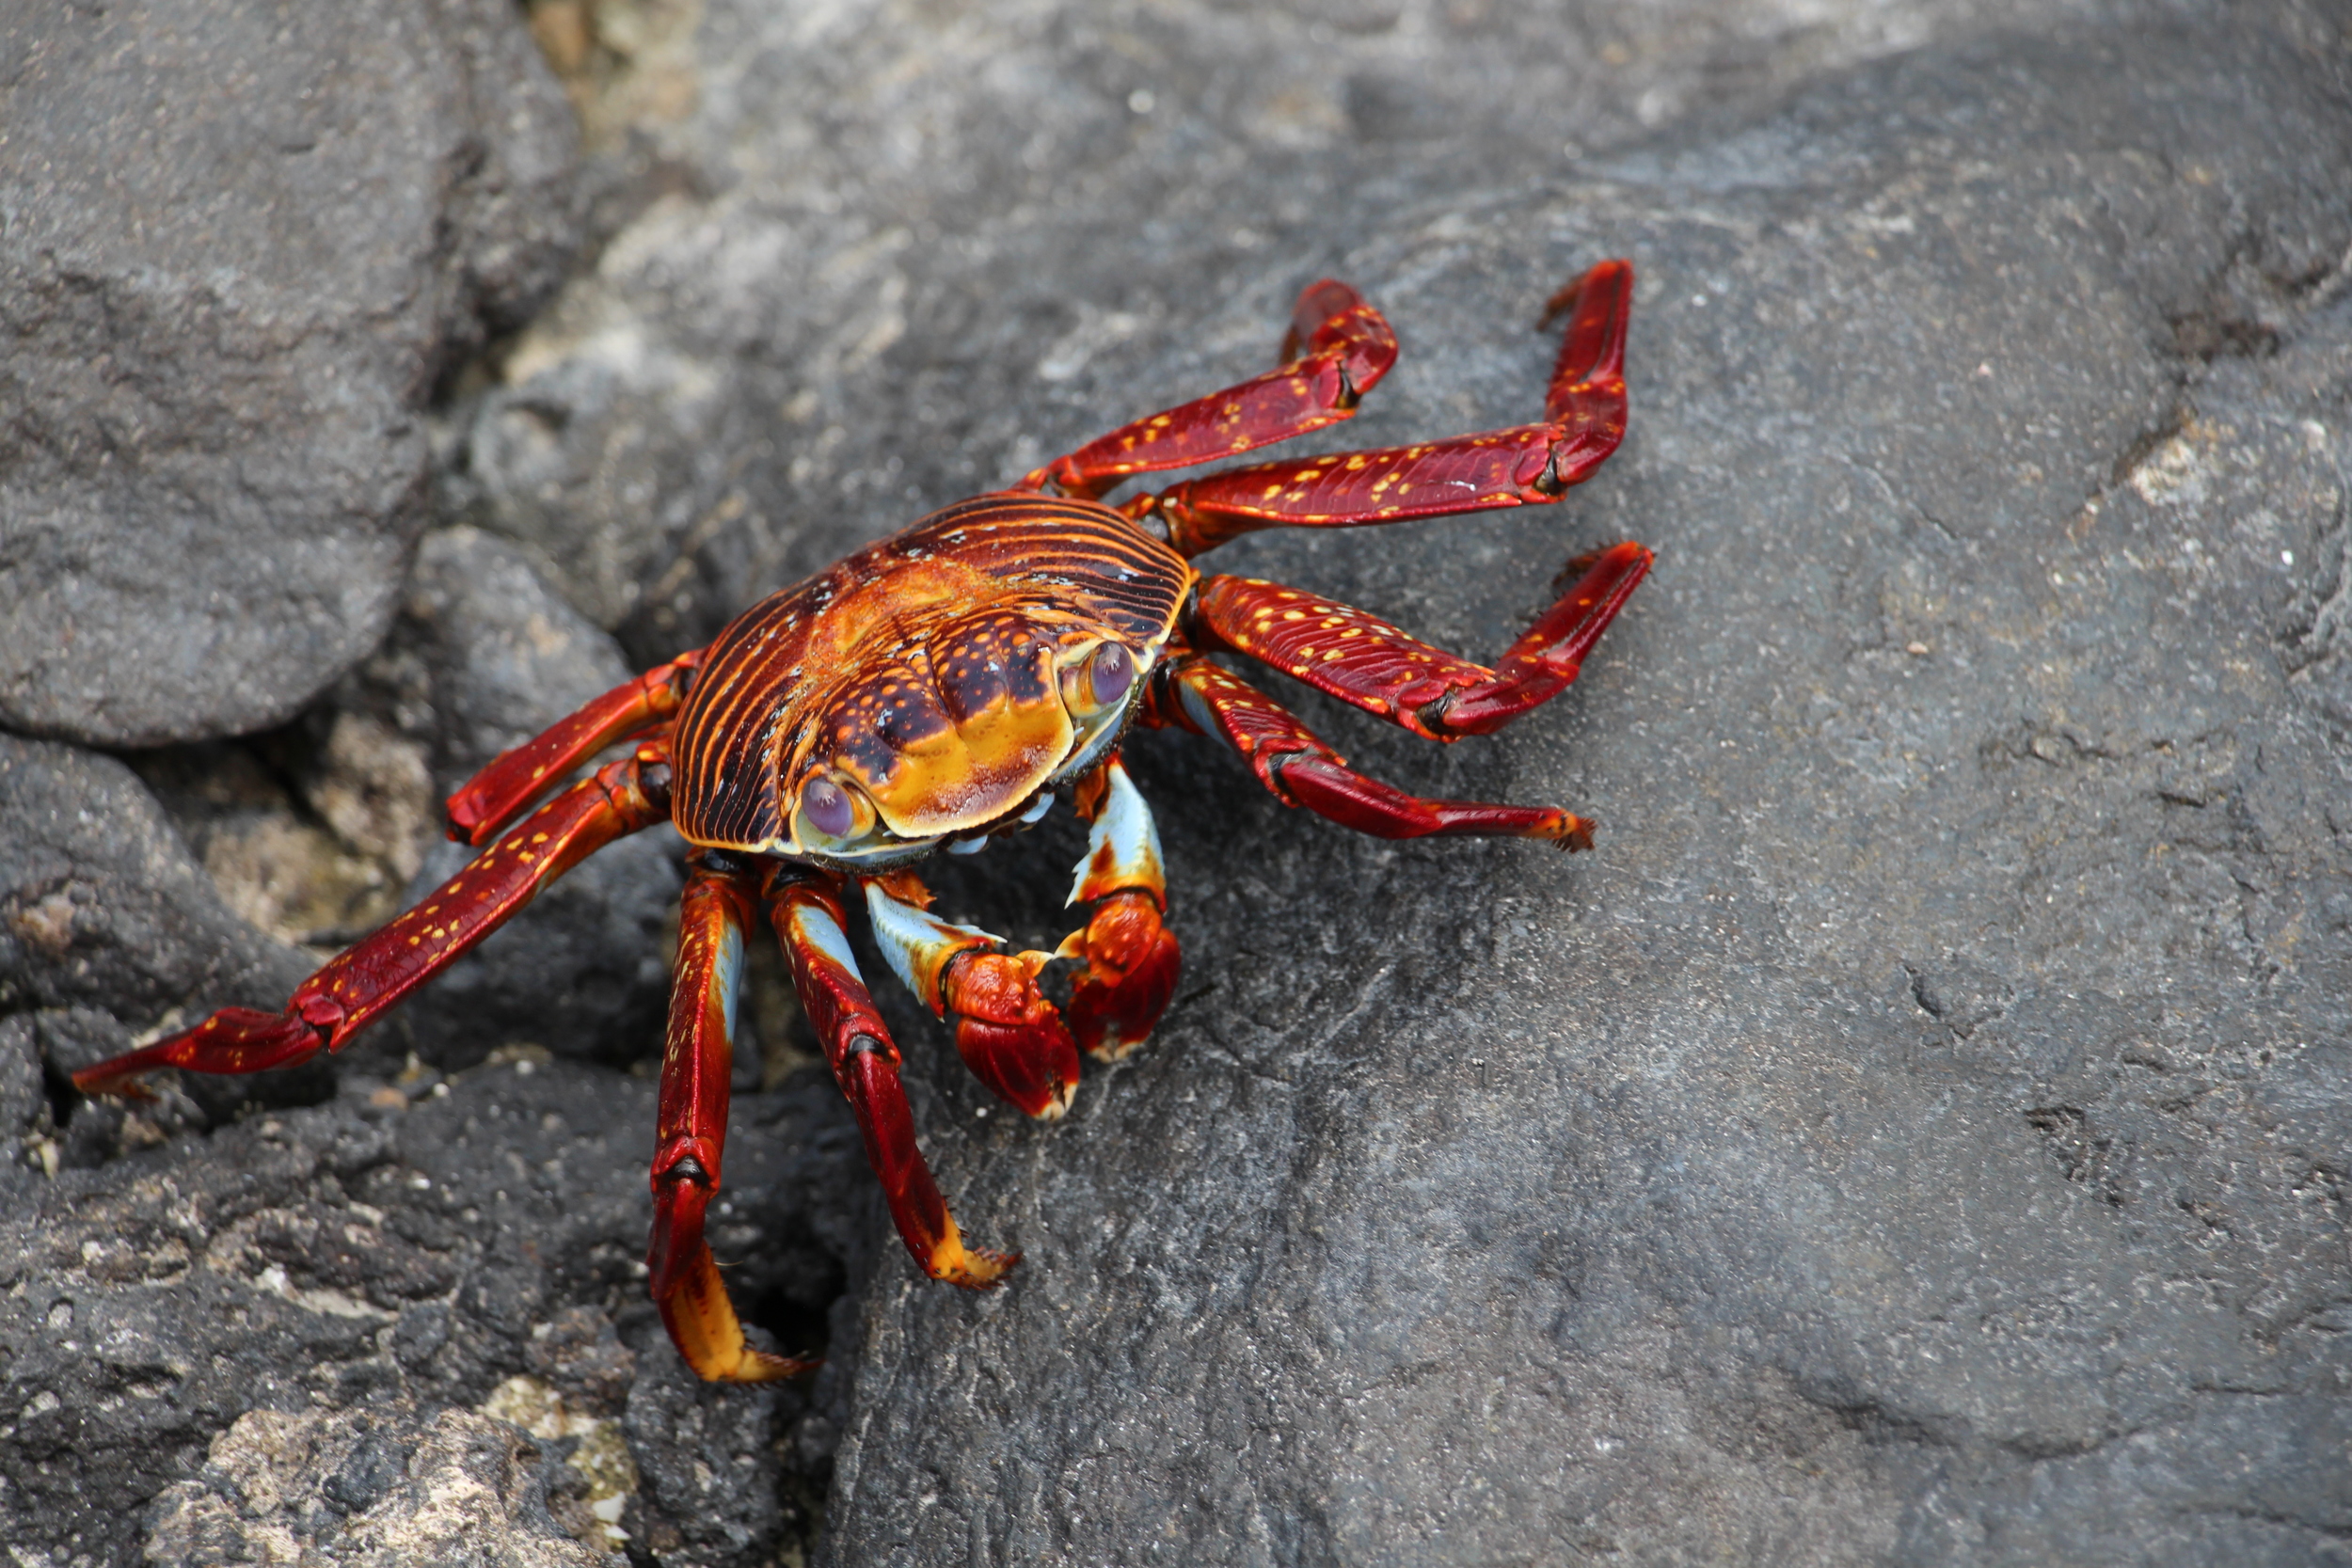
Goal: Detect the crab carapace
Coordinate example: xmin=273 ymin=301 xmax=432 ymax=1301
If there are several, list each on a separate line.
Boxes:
xmin=77 ymin=261 xmax=1652 ymax=1381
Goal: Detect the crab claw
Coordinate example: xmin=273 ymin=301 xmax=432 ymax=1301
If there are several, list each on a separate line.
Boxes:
xmin=942 ymin=950 xmax=1080 ymax=1118
xmin=1058 ymin=890 xmax=1182 ymax=1062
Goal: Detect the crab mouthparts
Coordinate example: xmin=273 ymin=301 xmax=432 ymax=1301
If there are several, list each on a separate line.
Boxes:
xmin=944 ymin=787 xmax=1057 ymax=854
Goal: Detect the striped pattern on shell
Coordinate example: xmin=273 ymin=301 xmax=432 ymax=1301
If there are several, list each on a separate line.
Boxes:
xmin=671 ymin=494 xmax=1191 ymax=852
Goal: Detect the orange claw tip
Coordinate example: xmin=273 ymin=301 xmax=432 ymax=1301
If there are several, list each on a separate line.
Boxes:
xmin=1082 ymin=1031 xmax=1152 ymax=1065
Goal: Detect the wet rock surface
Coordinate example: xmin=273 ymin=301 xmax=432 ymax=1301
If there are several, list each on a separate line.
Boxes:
xmin=4 ymin=2 xmax=2350 ymax=1566
xmin=0 ymin=0 xmax=580 ymax=747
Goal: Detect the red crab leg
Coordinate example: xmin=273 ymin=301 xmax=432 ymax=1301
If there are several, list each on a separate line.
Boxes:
xmin=444 ymin=649 xmax=706 ymax=846
xmin=1185 ymin=542 xmax=1652 ymax=741
xmin=73 ymin=747 xmax=677 ymax=1099
xmin=1020 ymin=279 xmax=1399 ymax=499
xmin=764 ymin=867 xmax=1017 ymax=1288
xmin=1149 ymin=656 xmax=1596 ymax=849
xmin=1057 ymin=755 xmax=1181 ymax=1062
xmin=858 ymin=871 xmax=1081 ymax=1119
xmin=1139 ymin=259 xmax=1632 ymax=557
xmin=648 ymin=858 xmax=819 ymax=1383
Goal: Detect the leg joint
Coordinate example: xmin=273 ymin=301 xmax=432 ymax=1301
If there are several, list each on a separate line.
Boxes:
xmin=653 ymin=1137 xmax=722 ymax=1189
xmin=842 ymin=1032 xmax=892 ymax=1061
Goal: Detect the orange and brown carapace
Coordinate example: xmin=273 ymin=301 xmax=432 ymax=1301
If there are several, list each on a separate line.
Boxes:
xmin=75 ymin=261 xmax=1653 ymax=1383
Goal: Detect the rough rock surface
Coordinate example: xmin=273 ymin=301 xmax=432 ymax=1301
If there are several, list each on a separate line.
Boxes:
xmin=339 ymin=526 xmax=686 ymax=1071
xmin=4 ymin=3 xmax=2351 ymax=1567
xmin=0 ymin=1060 xmax=869 ymax=1566
xmin=453 ymin=6 xmax=2350 ymax=1563
xmin=453 ymin=0 xmax=2172 ymax=655
xmin=862 ymin=40 xmax=2352 ymax=1561
xmin=110 ymin=524 xmax=684 ymax=1076
xmin=0 ymin=0 xmax=580 ymax=746
xmin=0 ymin=736 xmax=325 ymax=1141
xmin=144 ymin=1405 xmax=619 ymax=1568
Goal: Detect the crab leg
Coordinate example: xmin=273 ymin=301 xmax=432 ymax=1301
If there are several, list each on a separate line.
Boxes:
xmin=648 ymin=858 xmax=818 ymax=1382
xmin=1150 ymin=656 xmax=1596 ymax=849
xmin=73 ymin=747 xmax=677 ymax=1099
xmin=860 ymin=872 xmax=1081 ymax=1118
xmin=1020 ymin=279 xmax=1399 ymax=499
xmin=1185 ymin=541 xmax=1651 ymax=740
xmin=445 ymin=649 xmax=705 ymax=846
xmin=765 ymin=868 xmax=1018 ymax=1288
xmin=1057 ymin=756 xmax=1181 ymax=1062
xmin=1139 ymin=260 xmax=1632 ymax=557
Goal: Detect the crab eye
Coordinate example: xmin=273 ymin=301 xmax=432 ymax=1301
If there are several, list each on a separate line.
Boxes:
xmin=1064 ymin=641 xmax=1136 ymax=715
xmin=797 ymin=777 xmax=856 ymax=843
xmin=1089 ymin=642 xmax=1134 ymax=705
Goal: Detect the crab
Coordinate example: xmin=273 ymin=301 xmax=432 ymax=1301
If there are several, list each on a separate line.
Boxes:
xmin=76 ymin=261 xmax=1652 ymax=1382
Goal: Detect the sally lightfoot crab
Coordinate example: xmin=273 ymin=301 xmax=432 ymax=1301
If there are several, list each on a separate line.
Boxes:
xmin=77 ymin=261 xmax=1653 ymax=1382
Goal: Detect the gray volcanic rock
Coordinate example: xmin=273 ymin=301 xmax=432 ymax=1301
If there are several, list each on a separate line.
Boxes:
xmin=7 ymin=4 xmax=2351 ymax=1568
xmin=0 ymin=1060 xmax=869 ymax=1567
xmin=0 ymin=737 xmax=305 ymax=1028
xmin=804 ymin=25 xmax=2352 ymax=1568
xmin=106 ymin=526 xmax=683 ymax=1076
xmin=467 ymin=1 xmax=2352 ymax=1560
xmin=453 ymin=0 xmax=2168 ymax=657
xmin=144 ymin=1405 xmax=622 ymax=1568
xmin=339 ymin=527 xmax=686 ymax=1070
xmin=0 ymin=736 xmax=326 ymax=1136
xmin=0 ymin=0 xmax=580 ymax=747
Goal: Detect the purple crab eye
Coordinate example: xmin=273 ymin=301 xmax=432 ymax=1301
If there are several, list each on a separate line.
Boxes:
xmin=1088 ymin=642 xmax=1134 ymax=705
xmin=799 ymin=777 xmax=855 ymax=841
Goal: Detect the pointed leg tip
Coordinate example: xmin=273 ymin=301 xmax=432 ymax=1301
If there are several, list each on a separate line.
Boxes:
xmin=1538 ymin=259 xmax=1634 ymax=327
xmin=1539 ymin=812 xmax=1597 ymax=852
xmin=711 ymin=1345 xmax=822 ymax=1383
xmin=939 ymin=1246 xmax=1022 ymax=1289
xmin=1553 ymin=539 xmax=1653 ymax=592
xmin=70 ymin=1070 xmax=156 ymax=1102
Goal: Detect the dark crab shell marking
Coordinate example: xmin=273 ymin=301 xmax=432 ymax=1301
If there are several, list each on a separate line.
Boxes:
xmin=671 ymin=493 xmax=1192 ymax=852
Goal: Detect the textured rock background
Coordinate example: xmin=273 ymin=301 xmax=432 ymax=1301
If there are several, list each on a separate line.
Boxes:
xmin=0 ymin=0 xmax=580 ymax=746
xmin=4 ymin=0 xmax=2350 ymax=1565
